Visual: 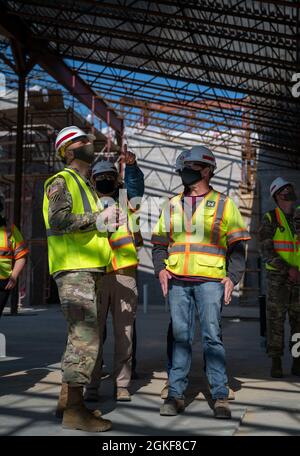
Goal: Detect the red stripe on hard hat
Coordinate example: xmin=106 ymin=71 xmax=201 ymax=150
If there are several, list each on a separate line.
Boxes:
xmin=203 ymin=155 xmax=214 ymax=162
xmin=56 ymin=131 xmax=77 ymax=148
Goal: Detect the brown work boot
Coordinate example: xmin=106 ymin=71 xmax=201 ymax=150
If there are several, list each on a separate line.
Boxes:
xmin=291 ymin=358 xmax=300 ymax=376
xmin=115 ymin=387 xmax=131 ymax=402
xmin=62 ymin=385 xmax=111 ymax=432
xmin=161 ymin=380 xmax=169 ymax=400
xmin=160 ymin=397 xmax=185 ymax=416
xmin=213 ymin=399 xmax=232 ymax=419
xmin=271 ymin=357 xmax=283 ymax=378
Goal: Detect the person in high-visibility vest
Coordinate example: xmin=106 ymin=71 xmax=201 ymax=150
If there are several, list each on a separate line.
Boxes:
xmin=151 ymin=145 xmax=250 ymax=419
xmin=0 ymin=193 xmax=29 ymax=318
xmin=86 ymin=151 xmax=144 ymax=402
xmin=43 ymin=126 xmax=125 ymax=433
xmin=258 ymin=177 xmax=300 ymax=378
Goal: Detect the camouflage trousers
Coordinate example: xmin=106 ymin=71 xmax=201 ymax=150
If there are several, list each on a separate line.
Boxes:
xmin=266 ymin=272 xmax=300 ymax=358
xmin=55 ymin=271 xmax=104 ymax=386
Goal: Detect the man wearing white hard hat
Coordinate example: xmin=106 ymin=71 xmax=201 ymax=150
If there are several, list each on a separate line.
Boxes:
xmin=258 ymin=177 xmax=300 ymax=378
xmin=152 ymin=145 xmax=251 ymax=419
xmin=43 ymin=126 xmax=125 ymax=433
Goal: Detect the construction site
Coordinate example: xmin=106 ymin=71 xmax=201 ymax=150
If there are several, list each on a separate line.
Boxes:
xmin=0 ymin=0 xmax=300 ymax=439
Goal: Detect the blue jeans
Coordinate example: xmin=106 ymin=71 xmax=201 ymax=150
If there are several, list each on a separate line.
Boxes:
xmin=168 ymin=279 xmax=229 ymax=400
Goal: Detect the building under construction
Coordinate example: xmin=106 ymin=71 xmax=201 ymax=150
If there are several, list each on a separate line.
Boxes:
xmin=0 ymin=0 xmax=300 ymax=438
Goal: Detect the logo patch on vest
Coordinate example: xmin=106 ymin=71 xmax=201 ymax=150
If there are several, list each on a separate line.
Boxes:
xmin=206 ymin=200 xmax=216 ymax=208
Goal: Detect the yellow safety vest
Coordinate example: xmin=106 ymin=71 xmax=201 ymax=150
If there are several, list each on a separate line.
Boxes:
xmin=107 ymin=207 xmax=143 ymax=272
xmin=265 ymin=207 xmax=299 ymax=271
xmin=43 ymin=167 xmax=111 ymax=275
xmin=0 ymin=224 xmax=29 ymax=279
xmin=152 ymin=189 xmax=250 ymax=280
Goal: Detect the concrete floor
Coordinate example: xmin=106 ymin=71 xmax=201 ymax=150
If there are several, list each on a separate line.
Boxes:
xmin=0 ymin=304 xmax=299 ymax=436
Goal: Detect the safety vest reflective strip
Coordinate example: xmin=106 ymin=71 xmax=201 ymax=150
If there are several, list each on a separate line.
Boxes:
xmin=169 ymin=243 xmax=226 ymax=256
xmin=110 ymin=235 xmax=133 ymax=249
xmin=227 ymin=228 xmax=251 ymax=245
xmin=63 ymin=168 xmax=95 ymax=213
xmin=210 ymin=193 xmax=225 ymax=244
xmin=106 ymin=206 xmax=141 ymax=272
xmin=273 ymin=241 xmax=295 ymax=251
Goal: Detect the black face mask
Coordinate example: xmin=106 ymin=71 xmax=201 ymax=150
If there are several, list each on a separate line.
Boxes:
xmin=280 ymin=190 xmax=297 ymax=202
xmin=180 ymin=168 xmax=203 ymax=186
xmin=96 ymin=178 xmax=117 ymax=195
xmin=73 ymin=143 xmax=95 ymax=164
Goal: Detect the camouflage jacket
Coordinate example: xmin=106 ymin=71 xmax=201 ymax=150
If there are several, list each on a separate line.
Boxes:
xmin=46 ymin=166 xmax=99 ymax=233
xmin=258 ymin=208 xmax=296 ymax=274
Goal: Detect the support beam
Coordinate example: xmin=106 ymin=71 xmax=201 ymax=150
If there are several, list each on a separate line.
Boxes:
xmin=0 ymin=9 xmax=123 ymax=133
xmin=35 ymin=51 xmax=123 ymax=133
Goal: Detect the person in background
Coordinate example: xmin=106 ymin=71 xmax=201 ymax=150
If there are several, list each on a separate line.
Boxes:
xmin=152 ymin=145 xmax=250 ymax=419
xmin=85 ymin=148 xmax=144 ymax=402
xmin=258 ymin=177 xmax=300 ymax=378
xmin=43 ymin=126 xmax=124 ymax=432
xmin=0 ymin=192 xmax=29 ymax=318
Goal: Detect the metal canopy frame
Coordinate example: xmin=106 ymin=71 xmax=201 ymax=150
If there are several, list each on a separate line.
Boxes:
xmin=0 ymin=0 xmax=299 ymax=156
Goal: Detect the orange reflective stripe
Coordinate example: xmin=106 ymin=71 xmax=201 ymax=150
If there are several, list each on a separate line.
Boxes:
xmin=227 ymin=229 xmax=251 ymax=244
xmin=210 ymin=194 xmax=227 ymax=245
xmin=183 ymin=220 xmax=191 ymax=276
xmin=169 ymin=243 xmax=225 ymax=256
xmin=209 ymin=193 xmax=220 ymax=244
xmin=275 ymin=207 xmax=282 ymax=226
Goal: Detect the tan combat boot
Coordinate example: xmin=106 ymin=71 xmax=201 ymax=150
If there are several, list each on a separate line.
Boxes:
xmin=56 ymin=383 xmax=102 ymax=419
xmin=56 ymin=382 xmax=68 ymax=418
xmin=213 ymin=399 xmax=232 ymax=419
xmin=62 ymin=385 xmax=111 ymax=432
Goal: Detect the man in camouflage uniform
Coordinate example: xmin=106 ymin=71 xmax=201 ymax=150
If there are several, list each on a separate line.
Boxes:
xmin=43 ymin=126 xmax=124 ymax=432
xmin=258 ymin=177 xmax=300 ymax=378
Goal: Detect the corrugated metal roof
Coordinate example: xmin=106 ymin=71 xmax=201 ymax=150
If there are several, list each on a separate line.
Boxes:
xmin=0 ymin=0 xmax=299 ymax=154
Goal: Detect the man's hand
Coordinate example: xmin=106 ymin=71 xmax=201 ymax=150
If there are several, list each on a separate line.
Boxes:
xmin=96 ymin=205 xmax=127 ymax=232
xmin=159 ymin=269 xmax=172 ymax=297
xmin=5 ymin=276 xmax=17 ymax=290
xmin=125 ymin=150 xmax=136 ymax=165
xmin=221 ymin=277 xmax=234 ymax=305
xmin=288 ymin=267 xmax=300 ymax=283
xmin=121 ymin=144 xmax=136 ymax=165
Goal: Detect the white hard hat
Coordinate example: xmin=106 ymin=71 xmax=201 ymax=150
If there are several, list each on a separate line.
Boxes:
xmin=175 ymin=150 xmax=188 ymax=172
xmin=182 ymin=145 xmax=216 ymax=169
xmin=55 ymin=126 xmax=89 ymax=158
xmin=270 ymin=177 xmax=292 ymax=197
